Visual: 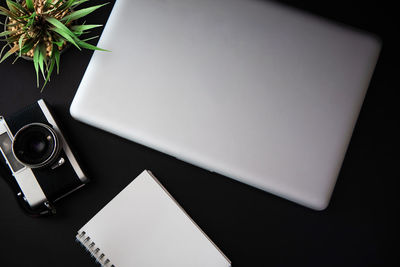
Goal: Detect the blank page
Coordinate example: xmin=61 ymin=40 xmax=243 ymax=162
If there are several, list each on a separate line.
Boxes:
xmin=76 ymin=170 xmax=231 ymax=267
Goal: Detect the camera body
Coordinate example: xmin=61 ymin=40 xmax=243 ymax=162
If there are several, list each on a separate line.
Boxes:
xmin=0 ymin=99 xmax=88 ymax=215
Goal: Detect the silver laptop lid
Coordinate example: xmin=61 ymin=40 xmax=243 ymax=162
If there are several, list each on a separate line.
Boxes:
xmin=70 ymin=0 xmax=381 ymax=210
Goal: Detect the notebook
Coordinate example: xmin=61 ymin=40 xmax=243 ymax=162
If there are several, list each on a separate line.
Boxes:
xmin=75 ymin=170 xmax=231 ymax=267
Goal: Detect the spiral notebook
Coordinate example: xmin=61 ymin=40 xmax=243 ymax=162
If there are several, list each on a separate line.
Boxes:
xmin=75 ymin=170 xmax=231 ymax=267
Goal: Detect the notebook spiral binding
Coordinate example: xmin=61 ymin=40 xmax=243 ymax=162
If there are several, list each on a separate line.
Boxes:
xmin=76 ymin=231 xmax=115 ymax=267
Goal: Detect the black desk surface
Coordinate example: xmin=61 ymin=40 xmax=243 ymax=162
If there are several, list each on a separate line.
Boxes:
xmin=0 ymin=0 xmax=398 ymax=266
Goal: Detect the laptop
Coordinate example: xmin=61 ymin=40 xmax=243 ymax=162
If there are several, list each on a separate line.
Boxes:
xmin=70 ymin=0 xmax=381 ymax=210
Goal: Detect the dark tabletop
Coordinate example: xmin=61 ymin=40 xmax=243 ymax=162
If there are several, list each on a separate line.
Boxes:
xmin=0 ymin=0 xmax=398 ymax=266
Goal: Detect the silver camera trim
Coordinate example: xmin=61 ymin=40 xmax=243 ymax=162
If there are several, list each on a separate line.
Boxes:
xmin=0 ymin=99 xmax=88 ymax=211
xmin=0 ymin=117 xmax=48 ymax=209
xmin=37 ymin=100 xmax=88 ymax=184
xmin=12 ymin=122 xmax=61 ymax=169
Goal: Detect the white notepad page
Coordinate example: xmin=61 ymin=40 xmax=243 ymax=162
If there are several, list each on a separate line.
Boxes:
xmin=76 ymin=170 xmax=231 ymax=267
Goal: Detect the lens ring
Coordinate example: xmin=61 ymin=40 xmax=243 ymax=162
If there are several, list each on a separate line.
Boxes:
xmin=12 ymin=123 xmax=60 ymax=168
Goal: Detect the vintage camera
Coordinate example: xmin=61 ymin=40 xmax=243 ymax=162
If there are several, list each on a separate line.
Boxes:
xmin=0 ymin=99 xmax=88 ymax=216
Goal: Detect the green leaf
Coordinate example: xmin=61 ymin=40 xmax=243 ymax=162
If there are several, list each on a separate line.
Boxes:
xmin=11 ymin=53 xmax=19 ymax=64
xmin=6 ymin=0 xmax=19 ymax=13
xmin=25 ymin=0 xmax=35 ymax=12
xmin=0 ymin=30 xmax=14 ymax=37
xmin=20 ymin=39 xmax=34 ymax=54
xmin=0 ymin=44 xmax=8 ymax=59
xmin=44 ymin=0 xmax=53 ymax=9
xmin=50 ymin=27 xmax=80 ymax=50
xmin=38 ymin=44 xmax=46 ymax=80
xmin=76 ymin=39 xmax=109 ymax=52
xmin=51 ymin=0 xmax=74 ymax=15
xmin=43 ymin=0 xmax=64 ymax=14
xmin=71 ymin=0 xmax=89 ymax=7
xmin=42 ymin=56 xmax=55 ymax=91
xmin=0 ymin=44 xmax=18 ymax=63
xmin=61 ymin=3 xmax=109 ymax=23
xmin=53 ymin=46 xmax=60 ymax=74
xmin=80 ymin=35 xmax=99 ymax=42
xmin=46 ymin=17 xmax=80 ymax=49
xmin=5 ymin=32 xmax=23 ymax=43
xmin=18 ymin=35 xmax=24 ymax=56
xmin=0 ymin=51 xmax=13 ymax=63
xmin=0 ymin=6 xmax=23 ymax=22
xmin=72 ymin=24 xmax=102 ymax=37
xmin=5 ymin=29 xmax=24 ymax=41
xmin=23 ymin=23 xmax=32 ymax=31
xmin=24 ymin=13 xmax=36 ymax=29
xmin=2 ymin=22 xmax=19 ymax=27
xmin=45 ymin=17 xmax=73 ymax=34
xmin=6 ymin=0 xmax=29 ymax=15
xmin=33 ymin=46 xmax=40 ymax=87
xmin=70 ymin=24 xmax=102 ymax=33
xmin=52 ymin=40 xmax=64 ymax=48
xmin=67 ymin=0 xmax=78 ymax=8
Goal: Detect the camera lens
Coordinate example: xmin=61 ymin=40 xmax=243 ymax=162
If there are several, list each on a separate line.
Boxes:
xmin=12 ymin=123 xmax=61 ymax=168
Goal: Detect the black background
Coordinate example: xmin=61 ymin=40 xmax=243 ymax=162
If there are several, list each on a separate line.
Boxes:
xmin=0 ymin=0 xmax=398 ymax=266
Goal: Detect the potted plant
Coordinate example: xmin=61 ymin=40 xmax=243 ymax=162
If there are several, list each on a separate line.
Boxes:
xmin=0 ymin=0 xmax=108 ymax=90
